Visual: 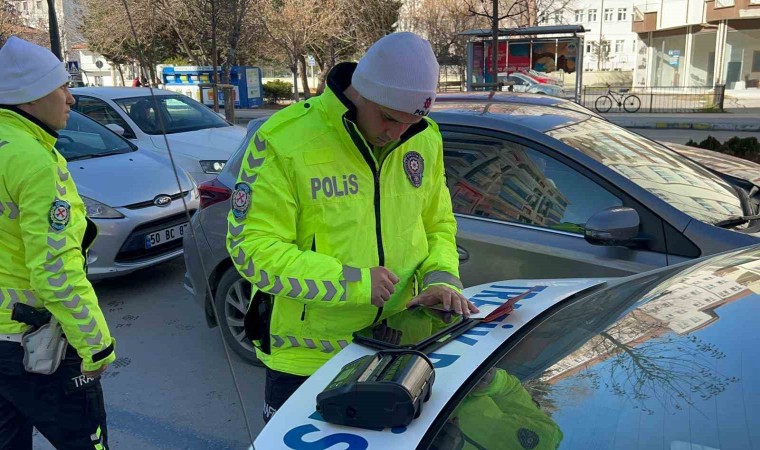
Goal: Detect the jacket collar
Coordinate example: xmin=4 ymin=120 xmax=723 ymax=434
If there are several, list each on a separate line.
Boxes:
xmin=0 ymin=105 xmax=59 ymax=148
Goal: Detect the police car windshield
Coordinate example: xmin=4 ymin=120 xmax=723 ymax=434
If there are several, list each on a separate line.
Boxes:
xmin=56 ymin=111 xmax=136 ymax=161
xmin=113 ymin=95 xmax=230 ymax=135
xmin=424 ymin=245 xmax=760 ymax=450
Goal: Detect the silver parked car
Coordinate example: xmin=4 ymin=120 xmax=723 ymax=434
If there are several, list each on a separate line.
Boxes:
xmin=57 ymin=111 xmax=199 ymax=279
xmin=184 ymin=98 xmax=759 ymax=363
xmin=71 ymin=87 xmax=246 ymax=183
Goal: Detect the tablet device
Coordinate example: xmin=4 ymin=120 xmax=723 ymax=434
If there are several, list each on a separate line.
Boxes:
xmin=352 ymin=315 xmax=477 ymax=354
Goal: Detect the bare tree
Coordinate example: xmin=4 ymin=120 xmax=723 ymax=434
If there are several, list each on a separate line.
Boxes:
xmin=405 ymin=0 xmax=489 ymax=88
xmin=81 ymin=0 xmax=176 ymax=84
xmin=260 ymin=0 xmax=340 ymax=101
xmin=558 ymin=312 xmax=739 ymax=415
xmin=0 ymin=1 xmax=48 ymax=47
xmin=308 ymin=0 xmax=401 ymax=95
xmin=591 ymin=39 xmax=610 ymax=71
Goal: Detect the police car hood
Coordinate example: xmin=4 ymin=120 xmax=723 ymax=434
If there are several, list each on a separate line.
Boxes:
xmin=149 ymin=125 xmax=246 ymax=160
xmin=73 ymin=149 xmax=194 ymax=208
xmin=254 ymin=278 xmax=606 ymax=450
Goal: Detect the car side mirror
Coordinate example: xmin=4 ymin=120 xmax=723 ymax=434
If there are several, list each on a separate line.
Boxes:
xmin=105 ymin=123 xmax=125 ymax=136
xmin=584 ymin=206 xmax=641 ymax=246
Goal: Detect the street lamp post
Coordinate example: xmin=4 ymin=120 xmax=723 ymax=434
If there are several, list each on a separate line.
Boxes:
xmin=46 ymin=0 xmax=62 ymax=60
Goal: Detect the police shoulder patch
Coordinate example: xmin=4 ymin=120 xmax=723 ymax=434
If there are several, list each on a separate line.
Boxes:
xmin=517 ymin=428 xmax=540 ymax=449
xmin=232 ymin=183 xmax=252 ymax=219
xmin=403 ymin=151 xmax=424 ymax=188
xmin=49 ymin=200 xmax=71 ymax=231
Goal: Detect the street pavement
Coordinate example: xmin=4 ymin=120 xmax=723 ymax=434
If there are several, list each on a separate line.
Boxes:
xmin=34 ymin=258 xmax=265 ymax=450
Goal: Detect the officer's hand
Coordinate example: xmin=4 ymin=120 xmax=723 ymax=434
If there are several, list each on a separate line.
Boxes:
xmin=370 ymin=267 xmax=399 ymax=307
xmin=81 ymin=363 xmax=108 ymax=378
xmin=407 ymin=285 xmax=479 ymax=318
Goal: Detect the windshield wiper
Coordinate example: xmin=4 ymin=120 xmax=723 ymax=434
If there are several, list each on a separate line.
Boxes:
xmin=65 ymin=150 xmax=131 ymax=161
xmin=714 ymin=214 xmax=760 ymax=228
xmin=66 ymin=154 xmax=96 ymax=161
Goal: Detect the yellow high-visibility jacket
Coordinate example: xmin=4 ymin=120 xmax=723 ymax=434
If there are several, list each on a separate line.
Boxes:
xmin=227 ymin=63 xmax=460 ymax=376
xmin=0 ymin=107 xmax=115 ymax=371
xmin=453 ymin=369 xmax=564 ymax=450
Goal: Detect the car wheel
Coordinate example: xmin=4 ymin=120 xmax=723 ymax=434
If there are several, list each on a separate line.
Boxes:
xmin=214 ymin=267 xmax=262 ymax=366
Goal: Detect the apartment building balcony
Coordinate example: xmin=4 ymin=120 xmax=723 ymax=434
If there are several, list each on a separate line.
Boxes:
xmin=633 ymin=2 xmax=659 ymax=33
xmin=633 ymin=0 xmax=706 ymax=32
xmin=707 ymin=0 xmax=760 ymax=21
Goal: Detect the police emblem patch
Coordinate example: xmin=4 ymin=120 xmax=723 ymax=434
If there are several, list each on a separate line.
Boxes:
xmin=49 ymin=200 xmax=70 ymax=231
xmin=517 ymin=428 xmax=540 ymax=449
xmin=403 ymin=151 xmax=424 ymax=188
xmin=231 ymin=183 xmax=252 ymax=219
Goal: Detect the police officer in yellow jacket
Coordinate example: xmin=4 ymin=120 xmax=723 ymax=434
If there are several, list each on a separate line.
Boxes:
xmin=0 ymin=37 xmax=115 ymax=449
xmin=227 ymin=32 xmax=478 ymax=422
xmin=431 ymin=369 xmax=563 ymax=450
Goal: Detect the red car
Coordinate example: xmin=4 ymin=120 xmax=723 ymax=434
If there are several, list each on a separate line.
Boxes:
xmin=516 ymin=69 xmax=560 ymax=85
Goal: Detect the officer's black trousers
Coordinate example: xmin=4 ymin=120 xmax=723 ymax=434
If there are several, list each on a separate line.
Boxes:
xmin=263 ymin=368 xmax=307 ymax=423
xmin=0 ymin=342 xmax=108 ymax=450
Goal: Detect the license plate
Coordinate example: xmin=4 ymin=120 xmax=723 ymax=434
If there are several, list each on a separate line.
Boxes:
xmin=145 ymin=223 xmax=189 ymax=249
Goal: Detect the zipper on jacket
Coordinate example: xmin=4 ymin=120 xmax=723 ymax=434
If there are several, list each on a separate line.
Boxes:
xmin=301 ymin=305 xmax=306 ymax=321
xmin=341 ymin=115 xmax=428 ymax=324
xmin=343 ymin=116 xmax=385 ymax=324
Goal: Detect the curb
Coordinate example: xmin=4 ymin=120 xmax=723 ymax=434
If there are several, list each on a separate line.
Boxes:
xmin=607 ymin=120 xmax=760 ymax=132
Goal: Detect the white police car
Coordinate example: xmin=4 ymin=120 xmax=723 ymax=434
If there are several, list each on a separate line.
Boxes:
xmin=254 ymin=243 xmax=760 ymax=450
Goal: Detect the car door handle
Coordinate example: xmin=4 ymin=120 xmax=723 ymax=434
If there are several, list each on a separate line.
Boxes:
xmin=457 ymin=246 xmax=469 ymax=262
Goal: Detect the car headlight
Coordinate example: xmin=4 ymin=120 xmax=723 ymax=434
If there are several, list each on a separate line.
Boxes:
xmin=199 ymin=160 xmax=227 ymax=174
xmin=82 ymin=196 xmax=125 ymax=219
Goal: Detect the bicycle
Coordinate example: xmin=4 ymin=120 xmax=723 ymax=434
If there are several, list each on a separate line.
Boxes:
xmin=594 ymin=84 xmax=641 ymax=113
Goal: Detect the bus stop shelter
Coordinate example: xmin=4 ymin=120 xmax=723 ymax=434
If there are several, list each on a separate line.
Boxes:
xmin=461 ymin=25 xmax=587 ymax=102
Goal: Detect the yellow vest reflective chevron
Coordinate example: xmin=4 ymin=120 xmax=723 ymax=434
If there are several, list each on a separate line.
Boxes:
xmin=227 ymin=63 xmax=461 ymax=376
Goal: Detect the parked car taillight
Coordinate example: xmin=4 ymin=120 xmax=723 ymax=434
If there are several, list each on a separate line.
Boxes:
xmin=198 ymin=178 xmax=232 ymax=211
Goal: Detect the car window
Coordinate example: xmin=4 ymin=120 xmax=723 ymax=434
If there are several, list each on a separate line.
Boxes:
xmin=444 ymin=131 xmax=623 ymax=234
xmin=73 ymin=95 xmax=136 ymax=139
xmin=548 ymin=118 xmax=745 ymax=226
xmin=508 ymin=76 xmax=525 ymax=86
xmin=113 ymin=95 xmax=230 ymax=135
xmin=56 ymin=111 xmax=136 ymax=161
xmin=425 ymin=245 xmax=760 ymax=450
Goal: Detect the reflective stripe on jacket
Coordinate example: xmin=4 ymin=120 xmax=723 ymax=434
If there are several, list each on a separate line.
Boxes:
xmin=0 ymin=107 xmax=115 ymax=371
xmin=227 ymin=63 xmax=460 ymax=376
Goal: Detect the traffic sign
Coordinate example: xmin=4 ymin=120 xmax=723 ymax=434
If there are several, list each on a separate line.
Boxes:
xmin=66 ymin=61 xmax=80 ymax=75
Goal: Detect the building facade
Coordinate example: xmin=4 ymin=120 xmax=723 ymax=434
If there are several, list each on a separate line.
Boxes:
xmin=632 ymin=0 xmax=760 ymax=89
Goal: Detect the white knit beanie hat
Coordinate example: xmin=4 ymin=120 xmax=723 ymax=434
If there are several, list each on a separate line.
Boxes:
xmin=0 ymin=36 xmax=70 ymax=105
xmin=352 ymin=32 xmax=439 ymax=116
